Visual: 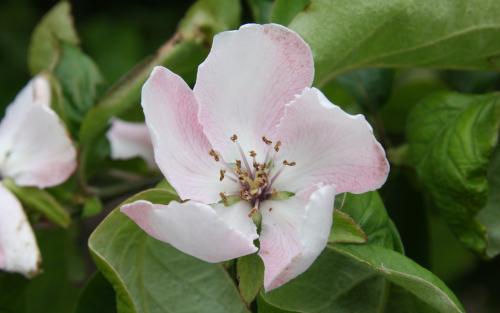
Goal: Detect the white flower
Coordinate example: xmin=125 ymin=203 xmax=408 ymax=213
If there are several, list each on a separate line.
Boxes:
xmin=107 ymin=118 xmax=155 ymax=168
xmin=0 ymin=75 xmax=76 ymax=277
xmin=121 ymin=24 xmax=389 ymax=291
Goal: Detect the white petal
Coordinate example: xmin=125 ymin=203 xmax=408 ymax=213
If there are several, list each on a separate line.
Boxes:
xmin=106 ymin=118 xmax=155 ymax=168
xmin=0 ymin=75 xmax=76 ymax=188
xmin=272 ymin=88 xmax=389 ymax=194
xmin=142 ymin=67 xmax=238 ymax=203
xmin=259 ymin=185 xmax=335 ymax=291
xmin=195 ymin=23 xmax=314 ymax=162
xmin=121 ymin=199 xmax=258 ymax=263
xmin=0 ymin=183 xmax=41 ymax=277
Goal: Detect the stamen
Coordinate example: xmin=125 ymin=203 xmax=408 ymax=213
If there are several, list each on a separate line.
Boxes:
xmin=231 ymin=136 xmax=253 ymax=177
xmin=219 ymin=169 xmax=226 ymax=181
xmin=262 ymin=136 xmax=272 ymax=145
xmin=208 ymin=149 xmax=220 ymax=161
xmin=248 ymin=198 xmax=260 ymax=217
xmin=219 ymin=192 xmax=228 ymax=204
xmin=268 ymin=166 xmax=285 ymax=187
xmin=249 ymin=150 xmax=259 ymax=169
xmin=248 ymin=207 xmax=258 ymax=217
xmin=269 ymin=207 xmax=273 ymax=212
xmin=283 ymin=160 xmax=296 ymax=166
xmin=240 ymin=190 xmax=252 ymax=201
xmin=274 ymin=141 xmax=282 ymax=152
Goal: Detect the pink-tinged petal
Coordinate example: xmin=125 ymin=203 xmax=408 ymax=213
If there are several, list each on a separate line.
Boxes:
xmin=106 ymin=118 xmax=156 ymax=168
xmin=0 ymin=75 xmax=76 ymax=188
xmin=0 ymin=183 xmax=41 ymax=277
xmin=142 ymin=66 xmax=238 ymax=203
xmin=259 ymin=184 xmax=335 ymax=291
xmin=272 ymin=88 xmax=389 ymax=194
xmin=121 ymin=199 xmax=258 ymax=263
xmin=195 ymin=23 xmax=314 ymax=162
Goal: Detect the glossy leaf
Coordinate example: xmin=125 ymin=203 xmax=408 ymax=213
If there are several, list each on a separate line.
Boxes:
xmin=27 ymin=1 xmax=102 ymax=132
xmin=259 ymin=244 xmax=465 ymax=313
xmin=270 ymin=0 xmax=310 ymax=25
xmin=408 ymin=92 xmax=500 ymax=254
xmin=73 ymin=272 xmax=117 ymax=313
xmin=477 ymin=144 xmax=500 ymax=257
xmin=89 ymin=189 xmax=250 ymax=313
xmin=237 ymin=253 xmax=265 ymax=305
xmin=27 ymin=2 xmax=79 ymax=74
xmin=380 ymin=70 xmax=447 ymax=135
xmin=286 ymin=0 xmax=500 ymax=85
xmin=329 ymin=210 xmax=367 ymax=244
xmin=336 ymin=68 xmax=394 ymax=112
xmin=54 ymin=43 xmax=102 ymax=126
xmin=340 ymin=192 xmax=403 ymax=252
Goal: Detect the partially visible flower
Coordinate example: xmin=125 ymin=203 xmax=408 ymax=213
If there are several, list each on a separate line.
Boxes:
xmin=106 ymin=118 xmax=155 ymax=168
xmin=0 ymin=75 xmax=76 ymax=277
xmin=122 ymin=24 xmax=389 ymax=291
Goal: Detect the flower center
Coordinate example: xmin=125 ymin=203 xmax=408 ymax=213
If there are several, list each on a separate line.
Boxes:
xmin=208 ymin=134 xmax=296 ymax=216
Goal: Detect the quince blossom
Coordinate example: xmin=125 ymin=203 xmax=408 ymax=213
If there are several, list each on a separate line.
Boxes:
xmin=121 ymin=24 xmax=389 ymax=291
xmin=107 ymin=118 xmax=155 ymax=168
xmin=0 ymin=75 xmax=76 ymax=277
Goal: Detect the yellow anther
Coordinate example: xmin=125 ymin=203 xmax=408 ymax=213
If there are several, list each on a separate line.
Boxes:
xmin=219 ymin=192 xmax=228 ymax=203
xmin=240 ymin=190 xmax=252 ymax=201
xmin=262 ymin=136 xmax=272 ymax=145
xmin=209 ymin=149 xmax=220 ymax=161
xmin=283 ymin=160 xmax=296 ymax=166
xmin=249 ymin=150 xmax=257 ymax=157
xmin=274 ymin=141 xmax=282 ymax=152
xmin=231 ymin=134 xmax=238 ymax=142
xmin=219 ymin=169 xmax=226 ymax=181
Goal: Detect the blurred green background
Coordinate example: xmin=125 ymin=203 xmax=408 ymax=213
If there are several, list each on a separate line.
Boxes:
xmin=1 ymin=1 xmax=500 ymax=312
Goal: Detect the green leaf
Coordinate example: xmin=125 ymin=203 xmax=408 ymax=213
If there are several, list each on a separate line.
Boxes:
xmin=81 ymin=196 xmax=103 ymax=219
xmin=179 ymin=0 xmax=241 ymax=40
xmin=259 ymin=244 xmax=465 ymax=313
xmin=270 ymin=0 xmax=310 ymax=25
xmin=3 ymin=179 xmax=70 ymax=228
xmin=477 ymin=144 xmax=500 ymax=257
xmin=54 ymin=43 xmax=102 ymax=127
xmin=28 ymin=1 xmax=102 ymax=133
xmin=340 ymin=192 xmax=403 ymax=252
xmin=336 ymin=68 xmax=394 ymax=112
xmin=73 ymin=272 xmax=117 ymax=313
xmin=237 ymin=254 xmax=265 ymax=305
xmin=286 ymin=0 xmax=500 ymax=86
xmin=380 ymin=70 xmax=447 ymax=135
xmin=329 ymin=210 xmax=367 ymax=244
xmin=246 ymin=0 xmax=274 ymax=24
xmin=27 ymin=1 xmax=79 ymax=74
xmin=78 ymin=0 xmax=241 ymax=184
xmin=89 ymin=189 xmax=250 ymax=313
xmin=407 ymin=92 xmax=500 ymax=254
